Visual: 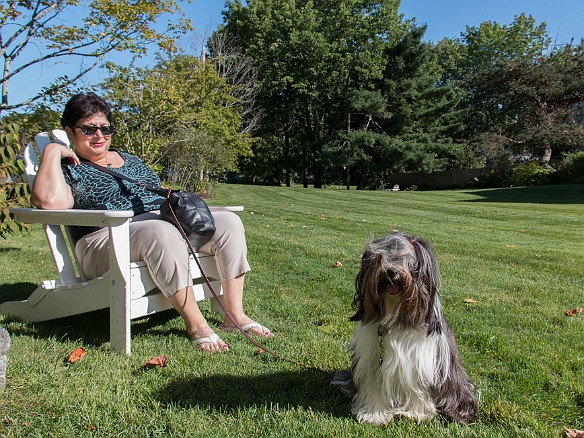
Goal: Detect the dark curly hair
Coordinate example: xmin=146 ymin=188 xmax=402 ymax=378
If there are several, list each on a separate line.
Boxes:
xmin=61 ymin=92 xmax=114 ymax=128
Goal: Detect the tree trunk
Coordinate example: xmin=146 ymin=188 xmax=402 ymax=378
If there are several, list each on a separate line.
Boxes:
xmin=346 ymin=166 xmax=350 ymax=190
xmin=303 ymin=149 xmax=308 ymax=188
xmin=284 ymin=129 xmax=291 ymax=187
xmin=540 ymin=146 xmax=552 ymax=166
xmin=314 ymin=170 xmax=322 ymax=188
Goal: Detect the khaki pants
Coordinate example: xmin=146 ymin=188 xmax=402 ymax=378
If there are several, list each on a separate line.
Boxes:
xmin=75 ymin=210 xmax=250 ymax=297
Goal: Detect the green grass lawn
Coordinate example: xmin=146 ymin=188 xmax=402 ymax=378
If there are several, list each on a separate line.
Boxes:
xmin=0 ymin=184 xmax=583 ymax=437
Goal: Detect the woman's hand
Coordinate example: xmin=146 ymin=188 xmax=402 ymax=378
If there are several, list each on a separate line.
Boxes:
xmin=30 ymin=143 xmax=77 ymax=209
xmin=48 ymin=142 xmax=81 ymax=165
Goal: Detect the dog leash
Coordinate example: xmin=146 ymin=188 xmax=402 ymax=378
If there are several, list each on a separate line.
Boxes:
xmin=163 ymin=190 xmax=311 ymax=368
xmin=81 ymin=160 xmax=310 ymax=367
xmin=80 ymin=160 xmax=313 ymax=367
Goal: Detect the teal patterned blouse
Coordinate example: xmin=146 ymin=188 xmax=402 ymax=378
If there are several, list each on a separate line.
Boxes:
xmin=62 ymin=151 xmax=165 ymax=239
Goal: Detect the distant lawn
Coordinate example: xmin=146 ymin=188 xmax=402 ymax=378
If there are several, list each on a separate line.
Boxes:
xmin=0 ymin=184 xmax=582 ymax=437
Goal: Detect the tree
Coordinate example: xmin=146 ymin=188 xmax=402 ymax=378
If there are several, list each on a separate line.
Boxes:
xmin=330 ymin=26 xmax=468 ymax=189
xmin=0 ymin=0 xmax=191 ymax=114
xmin=104 ymin=54 xmax=253 ymax=191
xmin=462 ymin=13 xmax=551 ymax=76
xmin=207 ymin=31 xmax=262 ymax=135
xmin=223 ymin=0 xmax=404 ymax=187
xmin=469 ymin=43 xmax=584 ymax=165
xmin=2 ymin=106 xmax=61 ymax=146
xmin=431 ymin=13 xmax=561 ymax=168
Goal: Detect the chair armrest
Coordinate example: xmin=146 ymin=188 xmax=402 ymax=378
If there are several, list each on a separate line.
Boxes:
xmin=11 ymin=207 xmax=243 ymax=226
xmin=208 ymin=206 xmax=244 ymax=212
xmin=10 ymin=207 xmax=134 ymax=228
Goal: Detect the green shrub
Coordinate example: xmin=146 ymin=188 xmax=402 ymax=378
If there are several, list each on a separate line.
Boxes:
xmin=562 ymin=151 xmax=584 ymax=178
xmin=509 ymin=162 xmax=556 ymax=187
xmin=0 ymin=122 xmax=31 ymax=238
xmin=470 ymin=168 xmax=511 ymax=188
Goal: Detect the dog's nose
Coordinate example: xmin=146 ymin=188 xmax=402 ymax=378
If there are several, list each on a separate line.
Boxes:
xmin=386 ymin=268 xmax=398 ymax=279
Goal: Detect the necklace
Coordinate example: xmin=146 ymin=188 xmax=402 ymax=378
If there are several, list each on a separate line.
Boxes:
xmin=104 ymin=152 xmax=113 ymax=167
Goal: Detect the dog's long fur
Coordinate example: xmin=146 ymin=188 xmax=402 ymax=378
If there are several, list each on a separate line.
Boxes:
xmin=333 ymin=232 xmax=478 ymax=425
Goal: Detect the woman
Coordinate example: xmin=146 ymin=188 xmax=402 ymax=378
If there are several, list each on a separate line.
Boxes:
xmin=31 ymin=92 xmax=271 ymax=352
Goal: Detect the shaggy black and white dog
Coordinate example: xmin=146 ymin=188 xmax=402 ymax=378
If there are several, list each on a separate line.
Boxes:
xmin=332 ymin=232 xmax=478 ymax=425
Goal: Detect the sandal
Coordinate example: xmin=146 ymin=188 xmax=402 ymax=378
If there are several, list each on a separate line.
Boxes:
xmin=191 ymin=333 xmax=229 ymax=352
xmin=219 ymin=321 xmax=273 ymax=337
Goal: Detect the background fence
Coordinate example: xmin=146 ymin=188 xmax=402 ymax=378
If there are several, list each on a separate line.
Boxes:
xmin=389 ymin=168 xmax=489 ymax=189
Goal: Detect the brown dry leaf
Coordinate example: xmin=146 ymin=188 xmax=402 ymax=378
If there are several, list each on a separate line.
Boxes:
xmin=67 ymin=347 xmax=87 ymax=364
xmin=517 ymin=229 xmax=527 ymax=233
xmin=464 ymin=298 xmax=478 ymax=304
xmin=255 ymin=348 xmax=265 ymax=355
xmin=141 ymin=354 xmax=169 ymax=369
xmin=565 ymin=428 xmax=584 ymax=438
xmin=333 ymin=260 xmax=343 ymax=267
xmin=564 ymin=308 xmax=583 ymax=317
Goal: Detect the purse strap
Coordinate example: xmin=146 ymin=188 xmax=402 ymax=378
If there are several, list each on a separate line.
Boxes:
xmin=80 ymin=160 xmax=167 ymax=197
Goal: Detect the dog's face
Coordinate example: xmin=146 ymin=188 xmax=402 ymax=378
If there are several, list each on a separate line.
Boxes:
xmin=350 ymin=232 xmax=441 ymax=333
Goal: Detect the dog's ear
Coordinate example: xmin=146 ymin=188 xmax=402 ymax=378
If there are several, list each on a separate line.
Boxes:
xmin=350 ymin=254 xmax=385 ymax=323
xmin=410 ymin=240 xmax=443 ymax=333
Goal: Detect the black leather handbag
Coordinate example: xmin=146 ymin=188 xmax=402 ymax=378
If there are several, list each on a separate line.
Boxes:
xmin=84 ymin=162 xmax=216 ymax=247
xmin=148 ymin=187 xmax=216 ymax=247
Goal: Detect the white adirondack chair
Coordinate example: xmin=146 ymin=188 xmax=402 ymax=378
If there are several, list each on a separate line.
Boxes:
xmin=1 ymin=130 xmax=242 ymax=354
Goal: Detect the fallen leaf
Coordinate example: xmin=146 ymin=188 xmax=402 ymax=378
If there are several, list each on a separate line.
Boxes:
xmin=333 ymin=260 xmax=343 ymax=267
xmin=141 ymin=354 xmax=169 ymax=369
xmin=255 ymin=348 xmax=265 ymax=355
xmin=67 ymin=347 xmax=87 ymax=363
xmin=565 ymin=308 xmax=583 ymax=317
xmin=565 ymin=428 xmax=584 ymax=438
xmin=506 ymin=244 xmax=516 ymax=248
xmin=464 ymin=298 xmax=478 ymax=304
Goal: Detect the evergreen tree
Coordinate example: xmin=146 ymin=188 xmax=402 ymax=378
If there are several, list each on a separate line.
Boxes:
xmin=337 ymin=26 xmax=467 ymax=189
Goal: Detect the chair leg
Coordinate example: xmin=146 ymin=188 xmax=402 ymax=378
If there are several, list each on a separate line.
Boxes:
xmin=210 ymin=295 xmax=225 ymax=315
xmin=107 ymin=222 xmax=132 ymax=354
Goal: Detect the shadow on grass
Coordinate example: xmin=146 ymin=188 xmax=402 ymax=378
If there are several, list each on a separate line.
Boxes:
xmin=463 ymin=184 xmax=584 ymax=204
xmin=0 ymin=282 xmax=37 ymax=302
xmin=1 ymin=307 xmax=111 ymax=348
xmin=157 ymin=368 xmax=352 ymax=418
xmin=0 ymin=247 xmax=21 ymax=253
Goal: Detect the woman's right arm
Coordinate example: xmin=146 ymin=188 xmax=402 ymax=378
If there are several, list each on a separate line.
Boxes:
xmin=30 ymin=143 xmax=80 ymax=210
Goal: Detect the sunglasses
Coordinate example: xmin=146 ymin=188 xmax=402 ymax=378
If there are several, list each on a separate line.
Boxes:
xmin=73 ymin=124 xmax=116 ymax=136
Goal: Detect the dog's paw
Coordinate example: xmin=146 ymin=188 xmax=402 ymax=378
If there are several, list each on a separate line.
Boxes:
xmin=356 ymin=411 xmax=393 ymax=425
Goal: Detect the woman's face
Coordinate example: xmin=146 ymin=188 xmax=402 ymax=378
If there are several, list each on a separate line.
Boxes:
xmin=65 ymin=112 xmax=112 ymax=161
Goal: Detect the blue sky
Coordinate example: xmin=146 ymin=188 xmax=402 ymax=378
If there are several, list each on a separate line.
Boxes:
xmin=185 ymin=0 xmax=584 ymax=43
xmin=398 ymin=0 xmax=584 ymax=43
xmin=12 ymin=1 xmax=584 ymax=108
